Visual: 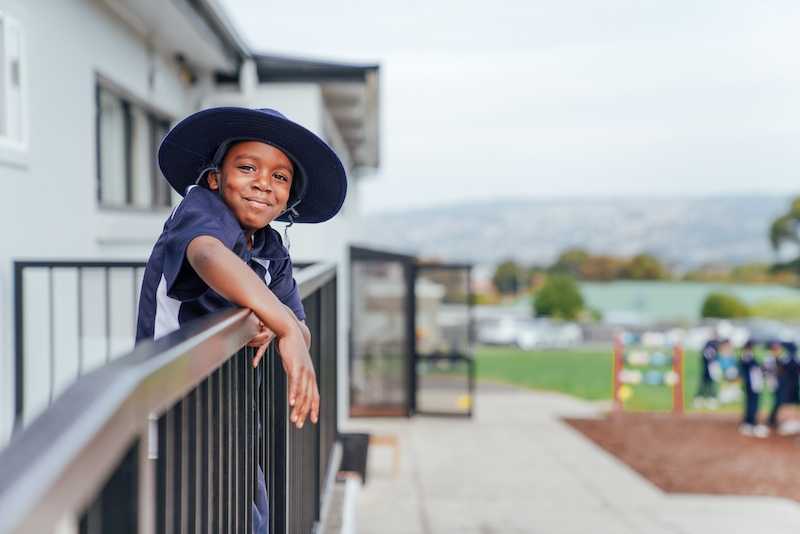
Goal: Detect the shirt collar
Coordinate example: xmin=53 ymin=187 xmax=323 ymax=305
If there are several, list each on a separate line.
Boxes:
xmin=250 ymin=225 xmax=290 ymax=260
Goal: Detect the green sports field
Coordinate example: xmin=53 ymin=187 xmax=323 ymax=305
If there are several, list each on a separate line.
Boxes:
xmin=475 ymin=345 xmax=775 ymax=413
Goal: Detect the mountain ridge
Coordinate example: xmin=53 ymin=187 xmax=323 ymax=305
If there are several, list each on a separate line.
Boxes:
xmin=356 ymin=194 xmax=794 ymax=268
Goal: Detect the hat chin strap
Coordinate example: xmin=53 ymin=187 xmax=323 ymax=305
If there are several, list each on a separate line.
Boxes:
xmin=280 ymin=199 xmax=302 ymax=250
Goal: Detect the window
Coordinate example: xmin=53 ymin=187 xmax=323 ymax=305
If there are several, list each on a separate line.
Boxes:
xmin=0 ymin=11 xmax=25 ymax=146
xmin=96 ymin=84 xmax=172 ymax=209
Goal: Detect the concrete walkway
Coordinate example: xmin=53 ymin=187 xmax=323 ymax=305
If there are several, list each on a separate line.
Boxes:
xmin=343 ymin=384 xmax=800 ymax=534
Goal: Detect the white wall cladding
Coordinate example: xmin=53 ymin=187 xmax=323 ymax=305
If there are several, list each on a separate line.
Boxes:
xmin=0 ymin=0 xmax=213 ymax=443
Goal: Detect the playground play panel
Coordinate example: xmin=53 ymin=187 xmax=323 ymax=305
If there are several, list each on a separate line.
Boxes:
xmin=566 ymin=412 xmax=800 ymax=502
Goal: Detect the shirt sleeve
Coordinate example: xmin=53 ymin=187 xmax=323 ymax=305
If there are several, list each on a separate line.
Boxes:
xmin=162 ymin=191 xmax=240 ymax=301
xmin=269 ymin=257 xmax=306 ymax=321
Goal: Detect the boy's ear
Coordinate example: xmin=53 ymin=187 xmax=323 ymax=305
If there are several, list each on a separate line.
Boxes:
xmin=207 ymin=170 xmax=220 ymax=191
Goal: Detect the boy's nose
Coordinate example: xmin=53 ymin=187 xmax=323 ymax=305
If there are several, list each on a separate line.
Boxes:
xmin=253 ymin=175 xmax=272 ymax=192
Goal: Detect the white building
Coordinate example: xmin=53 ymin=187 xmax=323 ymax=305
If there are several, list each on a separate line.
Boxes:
xmin=0 ymin=0 xmax=380 ymax=443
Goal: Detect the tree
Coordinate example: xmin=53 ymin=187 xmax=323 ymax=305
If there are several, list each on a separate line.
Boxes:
xmin=579 ymin=255 xmax=625 ymax=281
xmin=701 ymin=292 xmax=750 ymax=319
xmin=492 ymin=260 xmax=523 ymax=295
xmin=621 ymin=253 xmax=668 ymax=280
xmin=550 ymin=248 xmax=589 ymax=276
xmin=533 ymin=275 xmax=584 ymax=320
xmin=770 ymin=197 xmax=800 ymax=271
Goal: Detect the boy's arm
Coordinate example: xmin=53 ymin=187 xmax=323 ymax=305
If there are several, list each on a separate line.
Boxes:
xmin=286 ymin=304 xmax=311 ymax=348
xmin=187 ymin=235 xmax=319 ymax=427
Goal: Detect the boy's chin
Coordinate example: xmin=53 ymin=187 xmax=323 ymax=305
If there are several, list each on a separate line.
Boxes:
xmin=241 ymin=215 xmax=277 ymax=232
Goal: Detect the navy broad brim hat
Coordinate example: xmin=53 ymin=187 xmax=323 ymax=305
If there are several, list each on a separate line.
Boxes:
xmin=158 ymin=107 xmax=347 ymax=224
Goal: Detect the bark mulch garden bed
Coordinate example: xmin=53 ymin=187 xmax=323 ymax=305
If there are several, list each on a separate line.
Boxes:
xmin=565 ymin=412 xmax=800 ymax=502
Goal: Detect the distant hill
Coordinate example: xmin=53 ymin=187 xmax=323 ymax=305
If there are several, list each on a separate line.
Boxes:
xmin=355 ymin=195 xmax=791 ymax=268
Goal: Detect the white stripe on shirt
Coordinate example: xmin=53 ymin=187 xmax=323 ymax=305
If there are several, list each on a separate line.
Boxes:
xmin=251 ymin=258 xmax=272 ymax=286
xmin=154 ymin=274 xmax=181 ymax=340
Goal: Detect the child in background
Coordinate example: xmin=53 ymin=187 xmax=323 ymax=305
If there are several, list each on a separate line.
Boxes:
xmin=737 ymin=340 xmax=768 ymax=438
xmin=778 ymin=342 xmax=800 ymax=435
xmin=766 ymin=340 xmax=791 ymax=431
xmin=716 ymin=339 xmax=741 ymax=404
xmin=694 ymin=337 xmax=719 ymax=409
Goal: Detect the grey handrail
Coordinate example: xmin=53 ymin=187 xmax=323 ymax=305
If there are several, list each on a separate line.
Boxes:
xmin=0 ymin=262 xmax=337 ymax=534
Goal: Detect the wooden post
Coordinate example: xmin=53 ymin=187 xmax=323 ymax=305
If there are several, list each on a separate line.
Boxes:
xmin=613 ymin=336 xmax=623 ymax=412
xmin=672 ymin=343 xmax=684 ymax=415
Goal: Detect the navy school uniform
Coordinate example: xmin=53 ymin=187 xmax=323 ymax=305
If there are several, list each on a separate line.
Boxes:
xmin=136 ymin=184 xmax=305 ymax=342
xmin=767 ymin=343 xmax=798 ymax=427
xmin=738 ymin=349 xmax=764 ymax=426
xmin=135 ymin=184 xmax=306 ymax=533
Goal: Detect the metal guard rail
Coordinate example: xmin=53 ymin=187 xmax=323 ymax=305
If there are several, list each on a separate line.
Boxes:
xmin=0 ymin=262 xmax=338 ymax=534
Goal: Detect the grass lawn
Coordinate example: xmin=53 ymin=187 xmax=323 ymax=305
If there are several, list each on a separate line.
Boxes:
xmin=476 ymin=345 xmax=775 ymax=413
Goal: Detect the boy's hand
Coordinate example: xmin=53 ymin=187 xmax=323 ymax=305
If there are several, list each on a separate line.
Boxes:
xmin=278 ymin=332 xmax=320 ymax=428
xmin=250 ymin=322 xmax=276 ymax=368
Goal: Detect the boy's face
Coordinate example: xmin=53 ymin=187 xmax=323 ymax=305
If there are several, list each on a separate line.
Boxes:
xmin=208 ymin=141 xmax=294 ymax=233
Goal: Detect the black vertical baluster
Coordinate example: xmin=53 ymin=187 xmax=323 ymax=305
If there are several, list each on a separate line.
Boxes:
xmin=271 ymin=343 xmax=286 ymax=534
xmin=221 ymin=361 xmax=230 ymax=534
xmin=169 ymin=408 xmax=181 ymax=534
xmin=156 ymin=414 xmax=167 ymax=534
xmin=104 ymin=267 xmax=111 ymax=362
xmin=245 ymin=348 xmax=253 ymax=534
xmin=200 ymin=381 xmax=209 ymax=534
xmin=314 ymin=290 xmax=322 ymax=524
xmin=77 ymin=267 xmax=84 ymax=375
xmin=13 ymin=262 xmax=24 ymax=431
xmin=179 ymin=400 xmax=188 ymax=533
xmin=255 ymin=360 xmax=263 ymax=503
xmin=233 ymin=352 xmax=241 ymax=533
xmin=186 ymin=391 xmax=197 ymax=534
xmin=210 ymin=369 xmax=220 ymax=533
xmin=48 ymin=267 xmax=55 ymax=405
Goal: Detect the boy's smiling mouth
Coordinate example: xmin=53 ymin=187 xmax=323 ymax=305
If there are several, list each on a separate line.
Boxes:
xmin=244 ymin=197 xmax=273 ymax=208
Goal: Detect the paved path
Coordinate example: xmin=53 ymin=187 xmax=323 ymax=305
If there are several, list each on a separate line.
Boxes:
xmin=343 ymin=385 xmax=800 ymax=534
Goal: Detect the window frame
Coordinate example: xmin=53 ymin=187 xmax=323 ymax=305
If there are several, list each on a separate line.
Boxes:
xmin=95 ymin=77 xmax=173 ymax=212
xmin=0 ymin=10 xmax=28 ymax=164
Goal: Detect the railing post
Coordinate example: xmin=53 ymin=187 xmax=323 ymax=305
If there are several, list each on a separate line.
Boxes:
xmin=13 ymin=261 xmax=24 ymax=431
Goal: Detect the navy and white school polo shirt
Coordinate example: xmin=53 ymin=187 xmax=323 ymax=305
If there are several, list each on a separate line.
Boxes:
xmin=135 ymin=185 xmax=305 ymax=342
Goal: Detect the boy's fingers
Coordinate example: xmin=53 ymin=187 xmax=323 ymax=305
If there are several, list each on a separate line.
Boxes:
xmin=290 ymin=372 xmax=306 ymax=422
xmin=293 ymin=369 xmax=314 ymax=426
xmin=311 ymin=383 xmax=320 ymax=424
xmin=247 ymin=329 xmax=275 ymax=347
xmin=297 ymin=380 xmax=314 ymax=428
xmin=252 ymin=344 xmax=268 ymax=368
xmin=288 ymin=364 xmax=301 ymax=408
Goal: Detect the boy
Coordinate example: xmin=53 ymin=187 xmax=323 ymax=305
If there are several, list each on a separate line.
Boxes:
xmin=135 ymin=107 xmax=347 ymax=533
xmin=737 ymin=340 xmax=768 ymax=438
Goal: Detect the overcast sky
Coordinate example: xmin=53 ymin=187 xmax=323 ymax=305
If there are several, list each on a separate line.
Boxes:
xmin=221 ymin=1 xmax=800 ymax=213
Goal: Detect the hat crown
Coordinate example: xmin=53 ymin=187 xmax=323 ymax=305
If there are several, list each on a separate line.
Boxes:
xmin=255 ymin=108 xmax=288 ymax=121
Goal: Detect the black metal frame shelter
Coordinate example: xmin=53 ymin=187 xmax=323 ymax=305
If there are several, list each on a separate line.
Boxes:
xmin=413 ymin=260 xmax=476 ymax=418
xmin=348 ymin=246 xmax=475 ymax=418
xmin=348 ymin=246 xmax=417 ymax=417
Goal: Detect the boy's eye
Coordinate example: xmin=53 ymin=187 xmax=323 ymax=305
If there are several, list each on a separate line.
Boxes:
xmin=238 ymin=165 xmax=255 ymax=172
xmin=274 ymin=173 xmax=288 ymax=182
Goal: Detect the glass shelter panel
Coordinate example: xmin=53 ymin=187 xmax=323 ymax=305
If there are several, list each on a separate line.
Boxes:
xmin=350 ymin=259 xmax=410 ymax=416
xmin=415 ymin=265 xmax=474 ymax=417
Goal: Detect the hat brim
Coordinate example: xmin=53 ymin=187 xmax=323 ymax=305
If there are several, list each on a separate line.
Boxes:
xmin=158 ymin=107 xmax=347 ymax=224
